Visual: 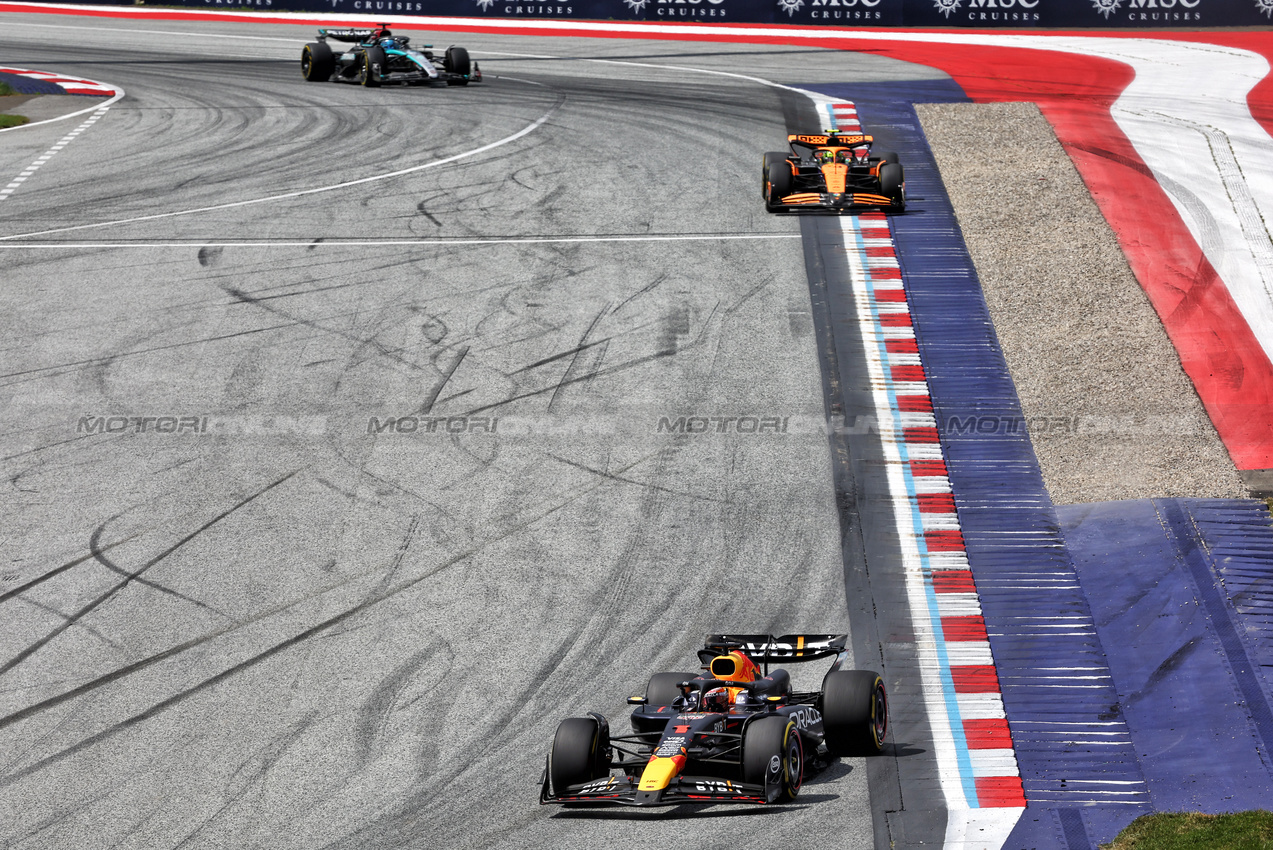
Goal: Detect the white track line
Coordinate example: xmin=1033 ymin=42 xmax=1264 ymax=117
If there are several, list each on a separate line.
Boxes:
xmin=0 ymin=106 xmax=110 ymax=201
xmin=0 ymin=100 xmax=562 ymax=240
xmin=0 ymin=234 xmax=801 ymax=248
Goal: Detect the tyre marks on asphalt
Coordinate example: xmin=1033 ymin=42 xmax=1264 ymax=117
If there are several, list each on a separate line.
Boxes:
xmin=0 ymin=93 xmax=564 ymax=239
xmin=0 ymin=470 xmax=300 ymax=680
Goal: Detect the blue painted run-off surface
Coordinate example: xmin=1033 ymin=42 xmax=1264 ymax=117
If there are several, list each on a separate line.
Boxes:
xmin=0 ymin=71 xmax=63 ymax=95
xmin=1058 ymin=499 xmax=1273 ymax=814
xmin=798 ymin=80 xmax=1273 ymax=845
xmin=804 ymin=79 xmax=1151 ymax=848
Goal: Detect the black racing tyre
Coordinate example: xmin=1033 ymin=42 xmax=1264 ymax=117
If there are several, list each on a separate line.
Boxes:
xmin=301 ymin=42 xmax=334 ymax=82
xmin=762 ymin=151 xmax=793 ymax=209
xmin=646 ymin=672 xmax=696 ymax=706
xmin=549 ymin=717 xmax=609 ymax=795
xmin=874 ymin=150 xmax=900 ymax=165
xmin=878 ymin=162 xmax=905 ymax=208
xmin=742 ymin=715 xmax=803 ymax=802
xmin=445 ymin=46 xmax=471 ymax=84
xmin=360 ymin=47 xmax=386 ymax=87
xmin=822 ymin=670 xmax=888 ymax=756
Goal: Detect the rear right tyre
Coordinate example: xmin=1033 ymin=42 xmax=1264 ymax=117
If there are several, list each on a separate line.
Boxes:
xmin=822 ymin=669 xmax=888 ymax=756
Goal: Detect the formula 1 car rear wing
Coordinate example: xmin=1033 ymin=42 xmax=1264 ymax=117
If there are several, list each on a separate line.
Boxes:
xmin=698 ymin=634 xmax=848 ymax=666
xmin=317 ymin=28 xmax=382 ymax=43
xmin=787 ymin=132 xmax=874 ymax=150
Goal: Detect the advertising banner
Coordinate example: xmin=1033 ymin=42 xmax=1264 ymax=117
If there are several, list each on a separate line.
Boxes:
xmin=33 ymin=0 xmax=1273 ymax=26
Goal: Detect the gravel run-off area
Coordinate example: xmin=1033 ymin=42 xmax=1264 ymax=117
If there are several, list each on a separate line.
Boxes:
xmin=917 ymin=101 xmax=1246 ymax=505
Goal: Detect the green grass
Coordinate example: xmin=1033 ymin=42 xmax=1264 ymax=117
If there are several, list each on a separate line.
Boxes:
xmin=0 ymin=81 xmax=29 ymax=126
xmin=1102 ymin=812 xmax=1273 ymax=849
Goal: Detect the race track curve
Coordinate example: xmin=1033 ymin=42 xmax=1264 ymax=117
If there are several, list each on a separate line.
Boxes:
xmin=0 ymin=17 xmax=952 ymax=850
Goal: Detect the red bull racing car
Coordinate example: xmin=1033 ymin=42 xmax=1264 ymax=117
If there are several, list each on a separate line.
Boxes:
xmin=539 ymin=634 xmax=887 ymax=807
xmin=763 ymin=131 xmax=904 ymax=213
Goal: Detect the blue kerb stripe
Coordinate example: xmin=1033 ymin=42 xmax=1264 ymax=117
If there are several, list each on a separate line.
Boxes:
xmin=827 ymin=98 xmax=983 ymax=806
xmin=848 ymin=215 xmax=980 ymax=807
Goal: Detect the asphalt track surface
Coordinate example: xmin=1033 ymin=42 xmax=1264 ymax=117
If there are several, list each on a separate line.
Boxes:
xmin=0 ymin=17 xmax=951 ymax=849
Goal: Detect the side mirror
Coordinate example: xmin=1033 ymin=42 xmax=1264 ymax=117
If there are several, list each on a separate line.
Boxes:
xmin=764 ymin=695 xmax=784 ymax=705
xmin=627 ymin=696 xmax=647 ymax=706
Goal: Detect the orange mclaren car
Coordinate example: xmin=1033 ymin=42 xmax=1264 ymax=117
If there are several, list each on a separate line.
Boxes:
xmin=763 ymin=131 xmax=905 ymax=213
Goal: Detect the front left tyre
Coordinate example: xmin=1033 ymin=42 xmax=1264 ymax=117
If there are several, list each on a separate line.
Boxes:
xmin=742 ymin=715 xmax=803 ymax=802
xmin=549 ymin=716 xmax=610 ymax=795
xmin=301 ymin=42 xmax=334 ymax=82
xmin=444 ymin=46 xmax=471 ymax=85
xmin=360 ymin=47 xmax=386 ymax=87
xmin=878 ymin=162 xmax=905 ymax=209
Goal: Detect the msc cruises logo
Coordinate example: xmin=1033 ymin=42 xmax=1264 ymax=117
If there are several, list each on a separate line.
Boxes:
xmin=1258 ymin=0 xmax=1273 ymax=16
xmin=1090 ymin=0 xmax=1119 ymax=15
xmin=778 ymin=0 xmax=804 ymax=15
xmin=475 ymin=0 xmax=496 ymax=9
xmin=932 ymin=0 xmax=960 ymax=14
xmin=625 ymin=0 xmax=649 ymax=9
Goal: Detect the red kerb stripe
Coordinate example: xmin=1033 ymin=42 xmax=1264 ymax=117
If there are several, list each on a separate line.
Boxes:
xmin=941 ymin=615 xmax=987 ymax=641
xmin=917 ymin=492 xmax=956 ymax=513
xmin=886 ymin=338 xmax=919 ymax=354
xmin=879 ymin=312 xmax=913 ymax=328
xmin=896 ymin=394 xmax=933 ymax=413
xmin=891 ymin=364 xmax=926 ymax=382
xmin=903 ymin=427 xmax=940 ymax=443
xmin=931 ymin=569 xmax=976 ymax=593
xmin=924 ymin=529 xmax=966 ymax=551
xmin=950 ymin=665 xmax=1000 ymax=693
xmin=975 ymin=775 xmax=1026 ymax=807
xmin=910 ymin=459 xmax=947 ymax=476
xmin=964 ymin=718 xmax=1013 ymax=749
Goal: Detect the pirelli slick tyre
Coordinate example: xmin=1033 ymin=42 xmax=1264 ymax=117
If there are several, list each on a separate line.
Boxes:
xmin=549 ymin=716 xmax=609 ymax=795
xmin=879 ymin=162 xmax=905 ymax=209
xmin=360 ymin=47 xmax=385 ymax=87
xmin=301 ymin=42 xmax=334 ymax=82
xmin=762 ymin=151 xmax=793 ymax=210
xmin=445 ymin=46 xmax=471 ymax=84
xmin=743 ymin=715 xmax=803 ymax=803
xmin=874 ymin=150 xmax=900 ymax=165
xmin=646 ymin=672 xmax=695 ymax=707
xmin=822 ymin=670 xmax=888 ymax=756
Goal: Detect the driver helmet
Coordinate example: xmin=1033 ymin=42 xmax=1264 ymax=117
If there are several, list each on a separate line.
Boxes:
xmin=709 ymin=650 xmax=759 ymax=683
xmin=705 ymin=651 xmax=759 ymax=711
xmin=702 ymin=688 xmax=730 ymax=712
xmin=815 ymin=150 xmax=835 ymax=164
